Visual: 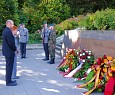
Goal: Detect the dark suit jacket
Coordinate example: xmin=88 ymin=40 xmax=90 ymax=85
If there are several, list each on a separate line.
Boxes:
xmin=2 ymin=27 xmax=16 ymax=57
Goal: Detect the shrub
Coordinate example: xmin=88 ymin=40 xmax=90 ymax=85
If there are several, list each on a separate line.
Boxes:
xmin=78 ymin=9 xmax=115 ymax=30
xmin=28 ymin=31 xmax=42 ymax=44
xmin=55 ymin=18 xmax=78 ymax=36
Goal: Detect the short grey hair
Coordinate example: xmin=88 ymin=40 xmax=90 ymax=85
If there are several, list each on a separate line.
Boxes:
xmin=6 ymin=20 xmax=14 ymax=25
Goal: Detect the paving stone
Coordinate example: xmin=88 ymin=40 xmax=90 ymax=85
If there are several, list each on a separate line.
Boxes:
xmin=0 ymin=49 xmax=103 ymax=95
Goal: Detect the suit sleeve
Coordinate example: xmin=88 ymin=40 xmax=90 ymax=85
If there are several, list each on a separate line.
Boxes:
xmin=7 ymin=31 xmax=16 ymax=51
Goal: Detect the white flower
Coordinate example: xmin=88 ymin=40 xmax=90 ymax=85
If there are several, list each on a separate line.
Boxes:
xmin=82 ymin=60 xmax=85 ymax=63
xmin=65 ymin=68 xmax=68 ymax=72
xmin=82 ymin=53 xmax=85 ymax=55
xmin=87 ymin=56 xmax=91 ymax=59
xmin=80 ymin=54 xmax=82 ymax=56
xmin=86 ymin=51 xmax=88 ymax=52
xmin=88 ymin=51 xmax=91 ymax=53
xmin=89 ymin=53 xmax=91 ymax=55
xmin=77 ymin=52 xmax=79 ymax=55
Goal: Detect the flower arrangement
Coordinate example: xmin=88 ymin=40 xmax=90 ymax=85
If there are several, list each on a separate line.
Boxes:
xmin=58 ymin=49 xmax=77 ymax=76
xmin=58 ymin=49 xmax=94 ymax=79
xmin=76 ymin=55 xmax=115 ymax=95
xmin=72 ymin=49 xmax=94 ymax=79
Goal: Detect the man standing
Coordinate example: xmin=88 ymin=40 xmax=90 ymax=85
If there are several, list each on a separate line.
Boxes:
xmin=47 ymin=24 xmax=56 ymax=64
xmin=2 ymin=20 xmax=17 ymax=86
xmin=19 ymin=24 xmax=29 ymax=58
xmin=42 ymin=22 xmax=50 ymax=61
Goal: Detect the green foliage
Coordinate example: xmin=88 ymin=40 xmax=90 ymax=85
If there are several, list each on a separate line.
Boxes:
xmin=78 ymin=9 xmax=115 ymax=30
xmin=58 ymin=65 xmax=69 ymax=72
xmin=0 ymin=0 xmax=115 ymax=44
xmin=55 ymin=18 xmax=78 ymax=36
xmin=65 ymin=0 xmax=115 ymax=16
xmin=85 ymin=70 xmax=95 ymax=90
xmin=19 ymin=0 xmax=71 ymax=34
xmin=28 ymin=31 xmax=42 ymax=44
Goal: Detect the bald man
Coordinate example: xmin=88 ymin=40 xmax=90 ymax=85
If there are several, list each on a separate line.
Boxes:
xmin=2 ymin=20 xmax=17 ymax=86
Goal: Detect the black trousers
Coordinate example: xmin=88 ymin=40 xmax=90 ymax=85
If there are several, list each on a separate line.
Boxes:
xmin=20 ymin=43 xmax=26 ymax=57
xmin=43 ymin=43 xmax=49 ymax=59
xmin=5 ymin=57 xmax=14 ymax=84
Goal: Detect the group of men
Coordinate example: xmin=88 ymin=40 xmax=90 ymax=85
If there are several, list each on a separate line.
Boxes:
xmin=2 ymin=20 xmax=29 ymax=86
xmin=1 ymin=19 xmax=56 ymax=87
xmin=41 ymin=22 xmax=56 ymax=64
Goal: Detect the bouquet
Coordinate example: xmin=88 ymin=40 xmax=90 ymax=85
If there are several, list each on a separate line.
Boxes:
xmin=76 ymin=55 xmax=114 ymax=95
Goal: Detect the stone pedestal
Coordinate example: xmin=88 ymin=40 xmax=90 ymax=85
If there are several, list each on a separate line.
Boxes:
xmin=62 ymin=30 xmax=115 ymax=58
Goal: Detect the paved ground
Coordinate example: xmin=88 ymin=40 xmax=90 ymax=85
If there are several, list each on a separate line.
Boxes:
xmin=0 ymin=49 xmax=103 ymax=95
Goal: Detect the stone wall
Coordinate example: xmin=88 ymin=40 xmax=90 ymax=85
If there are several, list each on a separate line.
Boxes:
xmin=62 ymin=30 xmax=115 ymax=58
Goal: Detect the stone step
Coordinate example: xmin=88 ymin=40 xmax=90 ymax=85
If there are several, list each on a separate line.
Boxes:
xmin=56 ymin=45 xmax=61 ymax=51
xmin=55 ymin=49 xmax=61 ymax=56
xmin=56 ymin=43 xmax=62 ymax=47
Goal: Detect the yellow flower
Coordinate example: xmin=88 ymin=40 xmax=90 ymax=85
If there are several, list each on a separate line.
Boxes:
xmin=111 ymin=66 xmax=115 ymax=71
xmin=104 ymin=59 xmax=109 ymax=63
xmin=103 ymin=67 xmax=107 ymax=73
xmin=107 ymin=56 xmax=112 ymax=61
xmin=101 ymin=63 xmax=104 ymax=65
xmin=98 ymin=79 xmax=101 ymax=83
xmin=96 ymin=66 xmax=100 ymax=70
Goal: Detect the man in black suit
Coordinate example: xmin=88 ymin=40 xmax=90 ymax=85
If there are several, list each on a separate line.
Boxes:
xmin=2 ymin=20 xmax=17 ymax=86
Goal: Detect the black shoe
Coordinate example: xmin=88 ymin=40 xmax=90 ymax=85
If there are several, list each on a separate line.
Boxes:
xmin=23 ymin=56 xmax=26 ymax=58
xmin=6 ymin=82 xmax=17 ymax=86
xmin=42 ymin=58 xmax=49 ymax=61
xmin=47 ymin=61 xmax=51 ymax=64
xmin=47 ymin=60 xmax=55 ymax=64
xmin=11 ymin=80 xmax=16 ymax=83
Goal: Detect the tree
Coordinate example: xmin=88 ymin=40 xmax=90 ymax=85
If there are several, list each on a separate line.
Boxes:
xmin=0 ymin=0 xmax=19 ymax=33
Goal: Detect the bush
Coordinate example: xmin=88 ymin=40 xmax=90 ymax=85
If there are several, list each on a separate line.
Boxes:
xmin=78 ymin=9 xmax=115 ymax=30
xmin=55 ymin=18 xmax=78 ymax=36
xmin=28 ymin=31 xmax=42 ymax=44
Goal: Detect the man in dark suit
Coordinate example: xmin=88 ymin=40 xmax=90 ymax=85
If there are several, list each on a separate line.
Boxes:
xmin=2 ymin=20 xmax=17 ymax=86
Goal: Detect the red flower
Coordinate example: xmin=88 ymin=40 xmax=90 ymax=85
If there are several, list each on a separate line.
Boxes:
xmin=80 ymin=56 xmax=83 ymax=59
xmin=84 ymin=73 xmax=87 ymax=77
xmin=90 ymin=54 xmax=93 ymax=56
xmin=77 ymin=78 xmax=81 ymax=80
xmin=82 ymin=50 xmax=85 ymax=52
xmin=98 ymin=84 xmax=103 ymax=88
xmin=85 ymin=52 xmax=89 ymax=56
xmin=96 ymin=57 xmax=102 ymax=65
xmin=78 ymin=52 xmax=81 ymax=55
xmin=99 ymin=76 xmax=103 ymax=80
xmin=103 ymin=55 xmax=107 ymax=59
xmin=83 ymin=55 xmax=87 ymax=59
